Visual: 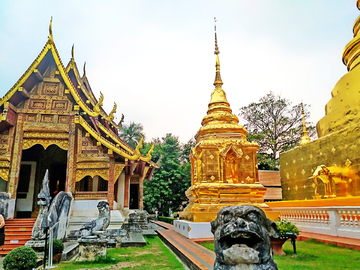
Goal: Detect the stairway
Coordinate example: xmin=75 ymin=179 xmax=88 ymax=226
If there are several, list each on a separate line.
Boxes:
xmin=0 ymin=218 xmax=36 ymax=255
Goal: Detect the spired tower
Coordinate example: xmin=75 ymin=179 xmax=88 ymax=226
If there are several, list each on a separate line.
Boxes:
xmin=181 ymin=23 xmax=267 ymax=223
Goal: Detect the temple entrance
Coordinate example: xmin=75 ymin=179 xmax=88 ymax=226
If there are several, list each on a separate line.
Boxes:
xmin=129 ymin=184 xmax=139 ymax=209
xmin=50 ymin=163 xmax=67 ymax=197
xmin=16 ymin=144 xmax=67 ymax=217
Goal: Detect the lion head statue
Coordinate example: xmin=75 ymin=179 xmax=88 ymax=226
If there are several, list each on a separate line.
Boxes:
xmin=211 ymin=205 xmax=279 ymax=270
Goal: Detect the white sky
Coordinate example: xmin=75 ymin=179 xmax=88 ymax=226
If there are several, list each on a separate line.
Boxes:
xmin=0 ymin=1 xmax=358 ymax=143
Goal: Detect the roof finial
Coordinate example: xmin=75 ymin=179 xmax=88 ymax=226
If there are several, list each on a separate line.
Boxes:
xmin=48 ymin=17 xmax=53 ymax=43
xmin=299 ymin=102 xmax=311 ymax=145
xmin=71 ymin=44 xmax=74 ymax=60
xmin=213 ymin=17 xmax=223 ymax=88
xmin=83 ymin=62 xmax=86 ymax=77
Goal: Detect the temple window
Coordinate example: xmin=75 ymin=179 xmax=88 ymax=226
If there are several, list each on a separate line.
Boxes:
xmin=76 ymin=175 xmax=108 ymax=192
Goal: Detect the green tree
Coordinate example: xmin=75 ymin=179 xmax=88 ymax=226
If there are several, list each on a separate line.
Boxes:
xmin=143 ymin=134 xmax=193 ymax=216
xmin=119 ymin=122 xmax=145 ymax=149
xmin=239 ymin=92 xmax=316 ymax=170
xmin=180 ymin=138 xmax=196 ymax=164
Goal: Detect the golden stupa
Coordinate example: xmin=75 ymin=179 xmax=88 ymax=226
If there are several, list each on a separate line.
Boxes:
xmin=181 ymin=23 xmax=267 ymax=222
xmin=317 ymin=0 xmax=360 ymax=138
xmin=280 ymin=2 xmax=360 ymax=200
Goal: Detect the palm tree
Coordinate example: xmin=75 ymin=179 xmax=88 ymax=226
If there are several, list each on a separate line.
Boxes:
xmin=119 ymin=122 xmax=145 ymax=149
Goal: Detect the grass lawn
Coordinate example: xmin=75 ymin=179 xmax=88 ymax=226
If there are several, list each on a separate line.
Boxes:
xmin=200 ymin=239 xmax=360 ymax=270
xmin=56 ymin=235 xmax=185 ymax=270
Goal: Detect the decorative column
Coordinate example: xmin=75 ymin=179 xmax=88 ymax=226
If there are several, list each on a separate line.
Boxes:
xmin=66 ymin=115 xmax=77 ymax=193
xmin=124 ymin=174 xmax=130 ymax=208
xmin=8 ymin=113 xmax=25 ymax=199
xmin=107 ymin=158 xmax=115 ymax=210
xmin=124 ymin=160 xmax=135 ymax=208
xmin=139 ymin=167 xmax=150 ymax=210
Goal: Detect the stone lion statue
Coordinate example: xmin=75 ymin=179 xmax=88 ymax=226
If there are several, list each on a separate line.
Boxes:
xmin=211 ymin=205 xmax=279 ymax=270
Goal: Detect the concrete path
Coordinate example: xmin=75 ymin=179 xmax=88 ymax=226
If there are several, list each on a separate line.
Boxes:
xmin=151 ymin=220 xmax=215 ymax=270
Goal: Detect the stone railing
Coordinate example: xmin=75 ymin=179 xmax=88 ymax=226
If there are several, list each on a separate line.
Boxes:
xmin=272 ymin=206 xmax=360 ymax=239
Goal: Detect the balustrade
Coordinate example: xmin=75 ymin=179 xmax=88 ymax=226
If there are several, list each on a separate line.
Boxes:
xmin=272 ymin=206 xmax=360 ymax=239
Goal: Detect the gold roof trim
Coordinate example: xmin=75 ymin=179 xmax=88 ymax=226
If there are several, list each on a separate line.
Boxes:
xmin=97 ymin=121 xmax=134 ymax=154
xmin=0 ymin=41 xmax=53 ymax=107
xmin=0 ymin=32 xmax=98 ymax=119
xmin=65 ymin=57 xmax=123 ymax=126
xmin=0 ymin=22 xmax=155 ymax=165
xmin=77 ymin=115 xmax=154 ymax=163
xmin=65 ymin=56 xmax=96 ymax=107
xmin=0 ymin=22 xmax=122 ymax=128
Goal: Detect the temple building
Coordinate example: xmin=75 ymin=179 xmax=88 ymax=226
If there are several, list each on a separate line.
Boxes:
xmin=181 ymin=25 xmax=267 ymax=223
xmin=279 ymin=2 xmax=360 ymax=201
xmin=0 ymin=20 xmax=158 ymax=218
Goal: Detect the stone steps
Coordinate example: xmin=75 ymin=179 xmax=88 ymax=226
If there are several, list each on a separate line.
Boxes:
xmin=0 ymin=218 xmax=36 ymax=255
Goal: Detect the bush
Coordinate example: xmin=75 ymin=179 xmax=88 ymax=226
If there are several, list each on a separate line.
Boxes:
xmin=46 ymin=238 xmax=64 ymax=254
xmin=158 ymin=216 xmax=177 ymax=224
xmin=275 ymin=218 xmax=300 ymax=239
xmin=3 ymin=246 xmax=38 ymax=270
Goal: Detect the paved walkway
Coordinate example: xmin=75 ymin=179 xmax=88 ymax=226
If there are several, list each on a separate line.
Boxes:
xmin=152 ymin=221 xmax=215 ymax=270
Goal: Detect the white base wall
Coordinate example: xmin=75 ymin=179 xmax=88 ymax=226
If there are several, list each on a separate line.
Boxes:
xmin=173 ymin=220 xmax=213 ymax=239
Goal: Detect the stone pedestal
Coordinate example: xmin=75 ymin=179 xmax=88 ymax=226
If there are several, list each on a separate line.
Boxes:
xmin=138 ymin=210 xmax=150 ymax=229
xmin=25 ymin=240 xmax=45 ymax=252
xmin=77 ymin=238 xmax=108 ymax=261
xmin=121 ymin=211 xmax=142 ymax=233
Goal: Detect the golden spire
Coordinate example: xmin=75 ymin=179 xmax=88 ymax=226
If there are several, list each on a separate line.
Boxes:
xmin=213 ymin=17 xmax=223 ymax=88
xmin=48 ymin=17 xmax=53 ymax=43
xmin=300 ymin=102 xmax=311 ymax=145
xmin=83 ymin=62 xmax=86 ymax=77
xmin=196 ymin=18 xmax=246 ymax=140
xmin=209 ymin=18 xmax=228 ymax=104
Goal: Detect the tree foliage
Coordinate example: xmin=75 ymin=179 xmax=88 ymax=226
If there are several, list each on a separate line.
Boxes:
xmin=180 ymin=138 xmax=196 ymax=164
xmin=239 ymin=92 xmax=316 ymax=170
xmin=119 ymin=121 xmax=145 ymax=149
xmin=143 ymin=134 xmax=195 ymax=216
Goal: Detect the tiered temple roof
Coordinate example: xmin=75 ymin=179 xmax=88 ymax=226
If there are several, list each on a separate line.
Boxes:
xmin=0 ymin=20 xmax=157 ymax=171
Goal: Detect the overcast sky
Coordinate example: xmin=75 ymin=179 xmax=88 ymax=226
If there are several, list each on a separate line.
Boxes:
xmin=0 ymin=1 xmax=358 ymax=143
